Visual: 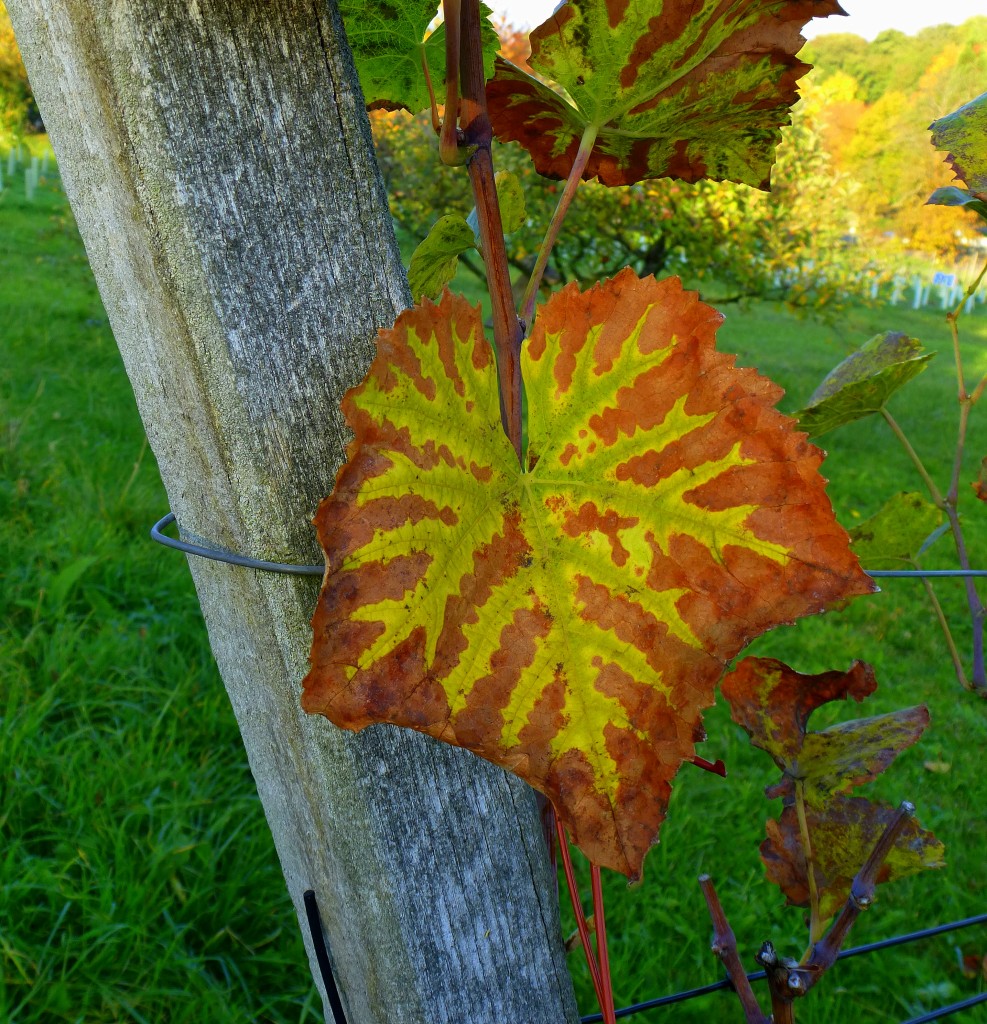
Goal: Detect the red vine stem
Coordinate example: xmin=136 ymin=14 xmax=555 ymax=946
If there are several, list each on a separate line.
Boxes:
xmin=520 ymin=123 xmax=599 ymax=329
xmin=554 ymin=817 xmax=605 ymax=1008
xmin=591 ymin=865 xmax=617 ymax=1024
xmin=455 ymin=0 xmax=524 ymax=461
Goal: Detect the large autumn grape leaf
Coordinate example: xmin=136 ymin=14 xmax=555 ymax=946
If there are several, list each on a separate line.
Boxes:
xmin=338 ymin=1 xmax=499 ymax=114
xmin=304 ymin=270 xmax=873 ymax=878
xmin=486 ymin=0 xmax=845 ymax=187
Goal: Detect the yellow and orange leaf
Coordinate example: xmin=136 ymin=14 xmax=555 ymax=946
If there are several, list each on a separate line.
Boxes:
xmin=486 ymin=0 xmax=844 ymax=187
xmin=304 ymin=270 xmax=872 ymax=877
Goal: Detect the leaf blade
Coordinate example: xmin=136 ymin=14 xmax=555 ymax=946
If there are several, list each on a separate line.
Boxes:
xmin=929 ymin=91 xmax=987 ymax=197
xmin=487 ymin=0 xmax=845 ymax=187
xmin=306 ymin=274 xmax=873 ymax=877
xmin=797 ymin=332 xmax=935 ymax=438
xmin=408 ymin=214 xmax=477 ymax=301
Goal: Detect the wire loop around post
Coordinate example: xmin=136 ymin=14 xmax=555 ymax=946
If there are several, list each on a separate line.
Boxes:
xmin=150 ymin=512 xmax=324 ymax=575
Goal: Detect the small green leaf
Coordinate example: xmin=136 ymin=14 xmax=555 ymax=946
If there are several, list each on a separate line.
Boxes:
xmin=407 ymin=215 xmax=476 ymax=301
xmin=466 ymin=170 xmax=527 ymax=242
xmin=797 ymin=332 xmax=935 ymax=438
xmin=850 ymin=492 xmax=943 ymax=569
xmin=930 ymin=91 xmax=987 ymax=197
xmin=926 ymin=186 xmax=987 ymax=220
xmin=339 ymin=2 xmax=499 ymax=114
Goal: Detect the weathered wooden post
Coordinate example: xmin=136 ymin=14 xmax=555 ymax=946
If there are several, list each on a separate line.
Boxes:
xmin=6 ymin=2 xmax=578 ymax=1021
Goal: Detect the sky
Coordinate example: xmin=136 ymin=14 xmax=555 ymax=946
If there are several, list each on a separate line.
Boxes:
xmin=490 ymin=0 xmax=986 ymax=39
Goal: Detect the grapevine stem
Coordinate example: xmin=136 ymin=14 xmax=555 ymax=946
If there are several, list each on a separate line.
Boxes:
xmin=698 ymin=875 xmax=769 ymax=1023
xmin=555 ymin=817 xmax=604 ymax=1001
xmin=590 ymin=866 xmax=617 ymax=1024
xmin=920 ymin=574 xmax=970 ymax=690
xmin=520 ymin=123 xmax=598 ymax=329
xmin=794 ymin=783 xmax=822 ymax=947
xmin=456 ymin=0 xmax=524 ymax=461
xmin=439 ymin=0 xmax=463 ymax=165
xmin=880 ymin=408 xmax=945 ymax=508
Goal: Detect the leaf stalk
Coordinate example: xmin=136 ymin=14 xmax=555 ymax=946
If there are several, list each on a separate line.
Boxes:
xmin=520 ymin=123 xmax=599 ymax=329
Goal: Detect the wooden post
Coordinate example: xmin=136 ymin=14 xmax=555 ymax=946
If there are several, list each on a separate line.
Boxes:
xmin=6 ymin=2 xmax=578 ymax=1021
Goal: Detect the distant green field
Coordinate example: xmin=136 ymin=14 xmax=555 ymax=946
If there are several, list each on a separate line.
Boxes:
xmin=2 ymin=172 xmax=986 ymax=1023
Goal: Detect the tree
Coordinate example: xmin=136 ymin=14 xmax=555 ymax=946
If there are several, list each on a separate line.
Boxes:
xmin=0 ymin=0 xmax=36 ymax=138
xmin=5 ymin=1 xmax=577 ymax=1021
xmin=376 ymin=94 xmax=869 ymax=312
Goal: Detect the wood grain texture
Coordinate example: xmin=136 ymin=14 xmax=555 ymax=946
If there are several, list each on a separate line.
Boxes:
xmin=6 ymin=1 xmax=578 ymax=1021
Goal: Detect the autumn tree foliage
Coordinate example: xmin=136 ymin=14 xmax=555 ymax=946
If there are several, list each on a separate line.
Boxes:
xmin=0 ymin=0 xmax=36 ymax=139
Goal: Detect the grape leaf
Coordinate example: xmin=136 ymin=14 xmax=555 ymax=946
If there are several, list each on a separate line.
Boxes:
xmin=926 ymin=185 xmax=987 ymax=221
xmin=850 ymin=492 xmax=943 ymax=569
xmin=929 ymin=91 xmax=987 ymax=198
xmin=411 ymin=174 xmax=527 ymax=301
xmin=762 ymin=797 xmax=945 ymax=922
xmin=723 ymin=658 xmax=929 ymax=805
xmin=338 ymin=1 xmax=499 ymax=114
xmin=466 ymin=170 xmax=528 ymax=241
xmin=486 ymin=0 xmax=844 ymax=187
xmin=974 ymin=456 xmax=987 ymax=502
xmin=408 ymin=215 xmax=477 ymax=301
xmin=304 ymin=271 xmax=872 ymax=878
xmin=724 ymin=658 xmax=941 ymax=923
xmin=797 ymin=332 xmax=935 ymax=438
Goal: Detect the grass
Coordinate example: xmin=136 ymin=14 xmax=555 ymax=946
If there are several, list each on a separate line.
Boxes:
xmin=2 ymin=163 xmax=986 ymax=1023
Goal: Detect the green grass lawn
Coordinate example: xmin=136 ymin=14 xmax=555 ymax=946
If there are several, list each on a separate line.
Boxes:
xmin=2 ymin=170 xmax=986 ymax=1024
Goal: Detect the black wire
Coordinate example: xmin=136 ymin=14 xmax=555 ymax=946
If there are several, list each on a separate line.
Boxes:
xmin=303 ymin=890 xmax=348 ymax=1024
xmin=150 ymin=512 xmax=324 ymax=575
xmin=580 ymin=914 xmax=987 ymax=1023
xmin=901 ymin=992 xmax=987 ymax=1024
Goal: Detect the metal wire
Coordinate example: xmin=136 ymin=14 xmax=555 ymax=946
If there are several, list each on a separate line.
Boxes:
xmin=151 ymin=510 xmax=986 ymax=579
xmin=901 ymin=992 xmax=987 ymax=1024
xmin=303 ymin=891 xmax=348 ymax=1024
xmin=869 ymin=569 xmax=987 ymax=578
xmin=579 ymin=914 xmax=987 ymax=1023
xmin=150 ymin=512 xmax=323 ymax=575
